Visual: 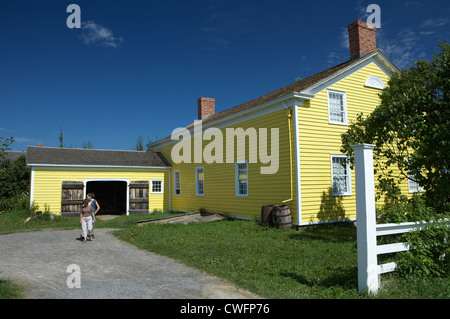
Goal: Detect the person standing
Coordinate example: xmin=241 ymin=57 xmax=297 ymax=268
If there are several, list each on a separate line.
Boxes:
xmin=80 ymin=199 xmax=94 ymax=243
xmin=87 ymin=193 xmax=100 ymax=238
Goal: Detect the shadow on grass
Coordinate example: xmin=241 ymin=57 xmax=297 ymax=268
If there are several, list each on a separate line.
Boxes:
xmin=280 ymin=267 xmax=358 ymax=290
xmin=288 ymin=222 xmax=357 ymax=243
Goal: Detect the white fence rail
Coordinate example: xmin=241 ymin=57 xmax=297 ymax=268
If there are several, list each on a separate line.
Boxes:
xmin=351 ymin=144 xmax=432 ymax=294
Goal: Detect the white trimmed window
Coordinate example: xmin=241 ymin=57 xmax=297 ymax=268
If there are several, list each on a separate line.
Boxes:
xmin=195 ymin=167 xmax=204 ymax=196
xmin=407 ymin=162 xmax=423 ymax=193
xmin=331 ymin=155 xmax=351 ymax=196
xmin=174 ymin=170 xmax=181 ymax=195
xmin=408 ymin=178 xmax=423 ymax=193
xmin=235 ymin=161 xmax=248 ymax=197
xmin=328 ymin=89 xmax=348 ymax=125
xmin=151 ymin=179 xmax=164 ymax=194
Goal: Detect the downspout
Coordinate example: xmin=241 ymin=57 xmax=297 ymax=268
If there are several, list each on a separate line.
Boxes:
xmin=282 ymin=102 xmax=293 ymax=203
xmin=168 ymin=169 xmax=172 ymax=211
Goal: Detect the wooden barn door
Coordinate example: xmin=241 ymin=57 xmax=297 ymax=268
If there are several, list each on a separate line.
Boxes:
xmin=61 ymin=181 xmax=84 ymax=217
xmin=129 ymin=181 xmax=149 ymax=215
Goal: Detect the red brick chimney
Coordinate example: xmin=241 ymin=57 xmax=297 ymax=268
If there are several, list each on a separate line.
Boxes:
xmin=348 ymin=20 xmax=376 ymax=60
xmin=197 ymin=97 xmax=215 ymax=120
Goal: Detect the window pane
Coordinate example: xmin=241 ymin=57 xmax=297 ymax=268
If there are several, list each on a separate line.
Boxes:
xmin=332 ymin=157 xmax=349 ymax=194
xmin=152 ymin=180 xmax=162 ymax=193
xmin=174 ymin=171 xmax=180 ymax=195
xmin=329 ymin=92 xmax=345 ymax=123
xmin=196 ymin=168 xmax=204 ymax=195
xmin=236 ymin=162 xmax=248 ymax=196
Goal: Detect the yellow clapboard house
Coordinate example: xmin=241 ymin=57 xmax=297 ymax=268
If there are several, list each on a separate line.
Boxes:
xmin=149 ymin=20 xmax=412 ymax=226
xmin=28 ymin=20 xmax=418 ymax=225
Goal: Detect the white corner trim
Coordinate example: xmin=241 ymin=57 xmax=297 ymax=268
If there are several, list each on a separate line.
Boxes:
xmin=29 ymin=167 xmax=35 ymax=208
xmin=293 ymin=105 xmax=302 ymax=224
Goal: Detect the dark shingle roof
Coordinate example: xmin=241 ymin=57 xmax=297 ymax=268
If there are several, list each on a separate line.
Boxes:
xmin=193 ymin=57 xmax=360 ymax=127
xmin=2 ymin=151 xmax=26 ymax=162
xmin=26 ymin=146 xmax=171 ymax=167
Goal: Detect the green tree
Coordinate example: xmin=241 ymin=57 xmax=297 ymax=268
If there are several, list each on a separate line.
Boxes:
xmin=0 ymin=155 xmax=30 ymax=198
xmin=341 ymin=42 xmax=450 ymax=212
xmin=59 ymin=126 xmax=64 ymax=148
xmin=81 ymin=141 xmax=94 ymax=149
xmin=0 ymin=136 xmax=14 ymax=160
xmin=134 ymin=135 xmax=144 ymax=151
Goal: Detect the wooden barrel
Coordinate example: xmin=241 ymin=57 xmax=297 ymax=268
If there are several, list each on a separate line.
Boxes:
xmin=261 ymin=205 xmax=274 ymax=226
xmin=272 ymin=205 xmax=292 ymax=229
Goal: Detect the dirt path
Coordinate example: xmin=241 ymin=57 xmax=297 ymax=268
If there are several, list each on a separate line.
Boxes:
xmin=0 ymin=228 xmax=259 ymax=299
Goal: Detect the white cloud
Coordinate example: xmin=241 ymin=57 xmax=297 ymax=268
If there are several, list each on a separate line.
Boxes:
xmin=419 ymin=31 xmax=435 ymax=36
xmin=421 ymin=18 xmax=449 ymax=28
xmin=378 ymin=28 xmax=426 ymax=69
xmin=13 ymin=137 xmax=37 ymax=144
xmin=80 ymin=21 xmax=123 ymax=48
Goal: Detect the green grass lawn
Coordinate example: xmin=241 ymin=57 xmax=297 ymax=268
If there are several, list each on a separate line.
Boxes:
xmin=1 ymin=208 xmax=448 ymax=299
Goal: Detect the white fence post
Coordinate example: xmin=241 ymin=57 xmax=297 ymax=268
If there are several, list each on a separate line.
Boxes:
xmin=351 ymin=143 xmax=378 ymax=294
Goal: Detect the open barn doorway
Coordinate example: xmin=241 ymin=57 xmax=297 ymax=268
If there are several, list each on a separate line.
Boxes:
xmin=86 ymin=181 xmax=127 ymax=216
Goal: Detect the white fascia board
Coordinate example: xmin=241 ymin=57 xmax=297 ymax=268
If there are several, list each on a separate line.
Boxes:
xmin=27 ymin=163 xmax=171 ymax=171
xmin=302 ymin=52 xmax=398 ymax=96
xmin=151 ymin=93 xmax=314 ymax=149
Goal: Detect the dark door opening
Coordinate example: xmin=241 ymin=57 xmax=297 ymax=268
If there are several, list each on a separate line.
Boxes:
xmin=86 ymin=181 xmax=127 ymax=215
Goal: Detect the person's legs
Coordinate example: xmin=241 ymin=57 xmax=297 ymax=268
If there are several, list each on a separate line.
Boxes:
xmin=91 ymin=213 xmax=95 ymax=238
xmin=81 ymin=217 xmax=88 ymax=242
xmin=87 ymin=216 xmax=93 ymax=240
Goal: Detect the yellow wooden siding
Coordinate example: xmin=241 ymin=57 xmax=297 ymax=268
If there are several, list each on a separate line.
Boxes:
xmin=155 ymin=109 xmax=297 ymax=221
xmin=298 ymin=62 xmax=391 ymax=223
xmin=32 ymin=169 xmax=166 ymax=214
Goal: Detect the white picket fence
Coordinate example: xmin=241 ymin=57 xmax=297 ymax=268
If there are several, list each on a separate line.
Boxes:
xmin=351 ymin=144 xmax=432 ymax=294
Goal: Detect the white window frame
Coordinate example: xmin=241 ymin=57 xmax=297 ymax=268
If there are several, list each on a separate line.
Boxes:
xmin=174 ymin=170 xmax=181 ymax=196
xmin=195 ymin=167 xmax=204 ymax=196
xmin=151 ymin=179 xmax=164 ymax=194
xmin=235 ymin=161 xmax=248 ymax=197
xmin=327 ymin=89 xmax=348 ymax=125
xmin=407 ymin=162 xmax=423 ymax=193
xmin=331 ymin=154 xmax=352 ymax=196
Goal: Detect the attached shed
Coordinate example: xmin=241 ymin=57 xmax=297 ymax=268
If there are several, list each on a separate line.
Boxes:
xmin=26 ymin=146 xmax=171 ymax=217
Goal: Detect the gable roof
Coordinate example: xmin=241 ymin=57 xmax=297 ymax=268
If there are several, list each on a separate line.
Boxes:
xmin=151 ymin=49 xmax=398 ymax=147
xmin=26 ymin=146 xmax=171 ymax=168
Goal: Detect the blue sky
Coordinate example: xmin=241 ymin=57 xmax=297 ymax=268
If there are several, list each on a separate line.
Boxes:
xmin=1 ymin=0 xmax=449 ymax=152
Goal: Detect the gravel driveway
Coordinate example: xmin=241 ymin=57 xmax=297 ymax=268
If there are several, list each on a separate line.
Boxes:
xmin=0 ymin=228 xmax=258 ymax=299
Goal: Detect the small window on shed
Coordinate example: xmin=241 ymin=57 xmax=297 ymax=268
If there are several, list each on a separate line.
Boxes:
xmin=151 ymin=180 xmax=163 ymax=194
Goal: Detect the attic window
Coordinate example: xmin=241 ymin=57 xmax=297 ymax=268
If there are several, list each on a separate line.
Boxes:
xmin=365 ymin=75 xmax=386 ymax=89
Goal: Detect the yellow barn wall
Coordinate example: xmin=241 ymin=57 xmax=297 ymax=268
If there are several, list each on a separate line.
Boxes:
xmin=155 ymin=108 xmax=297 ymax=222
xmin=31 ymin=168 xmax=167 ymax=215
xmin=297 ymin=62 xmax=392 ymax=224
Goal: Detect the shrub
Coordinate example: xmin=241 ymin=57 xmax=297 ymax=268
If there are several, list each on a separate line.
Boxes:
xmin=0 ymin=193 xmax=30 ymax=214
xmin=377 ymin=194 xmax=449 ymax=277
